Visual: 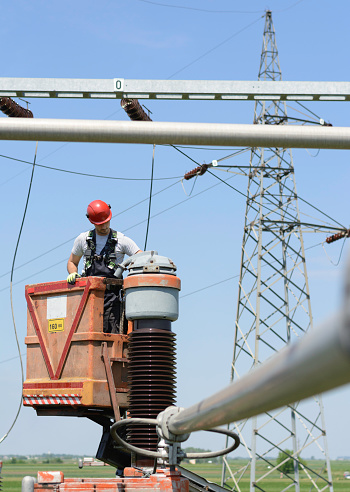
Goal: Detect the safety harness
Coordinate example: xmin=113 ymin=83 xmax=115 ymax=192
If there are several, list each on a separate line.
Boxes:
xmin=82 ymin=229 xmax=118 ymax=277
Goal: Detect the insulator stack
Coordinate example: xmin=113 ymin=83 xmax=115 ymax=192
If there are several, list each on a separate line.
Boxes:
xmin=326 ymin=230 xmax=350 ymax=244
xmin=121 ymin=98 xmax=152 ymax=122
xmin=127 ymin=323 xmax=177 ymax=451
xmin=123 ymin=251 xmax=180 ymax=464
xmin=184 ymin=164 xmax=208 ymax=180
xmin=0 ymin=97 xmax=33 ymax=118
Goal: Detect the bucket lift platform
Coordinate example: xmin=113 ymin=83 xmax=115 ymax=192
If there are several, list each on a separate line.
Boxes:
xmin=23 ymin=276 xmax=128 ymax=418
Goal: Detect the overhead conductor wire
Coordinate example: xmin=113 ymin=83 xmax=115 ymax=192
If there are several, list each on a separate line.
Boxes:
xmin=0 ymin=141 xmax=38 ymax=444
xmin=144 ymin=144 xmax=156 ymax=250
xmin=0 ymin=153 xmax=181 ymax=181
xmin=167 ymin=15 xmax=263 ymax=79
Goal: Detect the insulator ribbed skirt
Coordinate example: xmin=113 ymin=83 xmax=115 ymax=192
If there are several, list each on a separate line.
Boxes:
xmin=0 ymin=97 xmax=33 ymax=118
xmin=121 ymin=98 xmax=152 ymax=122
xmin=127 ymin=327 xmax=176 ymax=451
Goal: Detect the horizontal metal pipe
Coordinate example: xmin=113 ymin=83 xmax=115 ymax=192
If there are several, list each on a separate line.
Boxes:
xmin=167 ymin=299 xmax=350 ymax=435
xmin=1 ymin=118 xmax=350 ymax=148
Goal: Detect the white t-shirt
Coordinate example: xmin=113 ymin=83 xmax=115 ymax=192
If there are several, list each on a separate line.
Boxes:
xmin=71 ymin=230 xmax=140 ymax=270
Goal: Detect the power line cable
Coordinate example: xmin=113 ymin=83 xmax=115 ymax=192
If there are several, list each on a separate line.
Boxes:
xmin=180 ymin=275 xmax=238 ymax=298
xmin=0 ymin=257 xmax=69 ymax=294
xmin=162 ymin=145 xmax=249 ymax=152
xmin=296 ymin=101 xmax=323 ymax=121
xmin=137 ymin=0 xmax=307 ymax=14
xmin=173 ymin=143 xmax=346 ymax=233
xmin=285 ymin=104 xmax=320 ymax=123
xmin=180 ymin=240 xmax=325 ymax=300
xmin=144 ymin=145 xmax=156 ymax=250
xmin=173 ymin=143 xmax=311 ymax=227
xmin=171 ymin=144 xmax=249 ymax=200
xmin=216 ymin=148 xmax=251 ymax=163
xmin=305 ymin=148 xmax=320 ymax=158
xmin=0 ymin=140 xmax=256 ymax=283
xmin=167 ymin=15 xmax=263 ymax=79
xmin=6 ymin=176 xmax=288 ymax=294
xmin=170 ymin=130 xmax=324 ymax=228
xmin=279 ymin=175 xmax=346 ymax=229
xmin=322 ymin=237 xmax=347 ymax=267
xmin=123 ymin=173 xmax=237 ymax=231
xmin=0 ymin=141 xmax=38 ymax=445
xmin=181 ymin=175 xmax=198 ymax=196
xmin=0 ymin=153 xmax=181 ymax=181
xmin=0 ymin=353 xmax=27 ymax=365
xmin=134 ymin=0 xmax=263 ymax=14
xmin=274 ymin=0 xmax=307 ymax=13
xmin=0 ymin=166 xmax=31 ymax=188
xmin=247 ymin=146 xmax=346 ymax=229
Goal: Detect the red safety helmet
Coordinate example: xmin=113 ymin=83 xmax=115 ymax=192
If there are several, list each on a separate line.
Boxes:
xmin=86 ymin=200 xmax=112 ymax=225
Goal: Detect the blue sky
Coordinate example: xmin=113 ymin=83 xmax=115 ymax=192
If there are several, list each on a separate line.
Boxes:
xmin=0 ymin=0 xmax=349 ymax=462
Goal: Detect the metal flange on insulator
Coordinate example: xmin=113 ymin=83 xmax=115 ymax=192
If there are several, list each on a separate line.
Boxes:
xmin=124 ymin=251 xmax=180 ymax=321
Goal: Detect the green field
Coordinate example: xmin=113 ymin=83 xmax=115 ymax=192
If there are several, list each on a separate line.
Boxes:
xmin=2 ymin=459 xmax=350 ymax=491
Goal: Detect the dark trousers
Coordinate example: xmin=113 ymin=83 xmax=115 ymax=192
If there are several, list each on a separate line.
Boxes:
xmin=103 ymin=290 xmax=121 ymax=334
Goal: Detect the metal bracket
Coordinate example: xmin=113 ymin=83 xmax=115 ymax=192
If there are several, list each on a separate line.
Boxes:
xmin=101 ymin=342 xmax=120 ymax=421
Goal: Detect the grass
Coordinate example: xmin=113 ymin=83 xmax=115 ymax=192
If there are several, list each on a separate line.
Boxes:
xmin=2 ymin=459 xmax=350 ymax=491
xmin=185 ymin=461 xmax=350 ymax=491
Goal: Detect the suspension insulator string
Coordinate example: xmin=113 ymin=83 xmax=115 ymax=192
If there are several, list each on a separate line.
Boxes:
xmin=184 ymin=163 xmax=209 ymax=180
xmin=325 ymin=230 xmax=350 ymax=244
xmin=0 ymin=97 xmax=33 ymax=118
xmin=120 ymin=98 xmax=152 ymax=122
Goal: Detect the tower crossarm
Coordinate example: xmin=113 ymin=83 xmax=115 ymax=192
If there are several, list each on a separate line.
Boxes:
xmin=0 ymin=77 xmax=350 ymax=101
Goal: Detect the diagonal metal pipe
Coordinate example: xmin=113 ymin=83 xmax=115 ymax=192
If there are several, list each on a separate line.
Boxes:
xmin=166 ymin=306 xmax=350 ymax=436
xmin=163 ymin=256 xmax=350 ymax=436
xmin=1 ymin=118 xmax=350 ymax=148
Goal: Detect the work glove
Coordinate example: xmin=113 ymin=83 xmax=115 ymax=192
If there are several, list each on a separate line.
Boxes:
xmin=67 ymin=272 xmax=81 ymax=284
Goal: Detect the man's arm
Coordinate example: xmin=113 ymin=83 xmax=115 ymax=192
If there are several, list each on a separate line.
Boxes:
xmin=67 ymin=253 xmax=82 ymax=274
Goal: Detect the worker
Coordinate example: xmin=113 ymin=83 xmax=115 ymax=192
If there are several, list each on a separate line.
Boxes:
xmin=67 ymin=200 xmax=141 ymax=333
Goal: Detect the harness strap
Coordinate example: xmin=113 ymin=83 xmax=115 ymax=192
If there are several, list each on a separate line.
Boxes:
xmin=82 ymin=229 xmax=118 ymax=276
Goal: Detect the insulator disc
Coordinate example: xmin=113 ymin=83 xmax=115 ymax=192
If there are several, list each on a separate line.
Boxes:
xmin=127 ymin=327 xmax=176 ymax=451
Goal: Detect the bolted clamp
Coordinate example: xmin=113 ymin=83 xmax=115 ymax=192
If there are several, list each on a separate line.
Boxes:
xmin=157 ymin=406 xmax=190 ymax=443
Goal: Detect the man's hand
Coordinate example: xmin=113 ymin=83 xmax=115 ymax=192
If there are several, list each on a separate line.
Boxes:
xmin=67 ymin=272 xmax=81 ymax=284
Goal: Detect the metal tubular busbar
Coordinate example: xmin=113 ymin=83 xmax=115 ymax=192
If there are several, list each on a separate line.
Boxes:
xmin=2 ymin=118 xmax=350 ymax=148
xmin=159 ymin=264 xmax=350 ymax=437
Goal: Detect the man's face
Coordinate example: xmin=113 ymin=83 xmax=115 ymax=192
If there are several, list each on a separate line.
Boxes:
xmin=95 ymin=220 xmax=111 ymax=236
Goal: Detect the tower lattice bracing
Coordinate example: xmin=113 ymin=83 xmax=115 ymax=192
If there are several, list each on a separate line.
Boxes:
xmin=221 ymin=11 xmax=333 ymax=492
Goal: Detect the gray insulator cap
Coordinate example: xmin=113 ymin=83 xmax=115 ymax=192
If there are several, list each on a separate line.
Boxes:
xmin=127 ymin=250 xmax=177 ymax=276
xmin=22 ymin=476 xmax=37 ymax=492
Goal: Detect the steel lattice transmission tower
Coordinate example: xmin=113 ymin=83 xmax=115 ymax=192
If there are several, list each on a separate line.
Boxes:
xmin=221 ymin=11 xmax=333 ymax=492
